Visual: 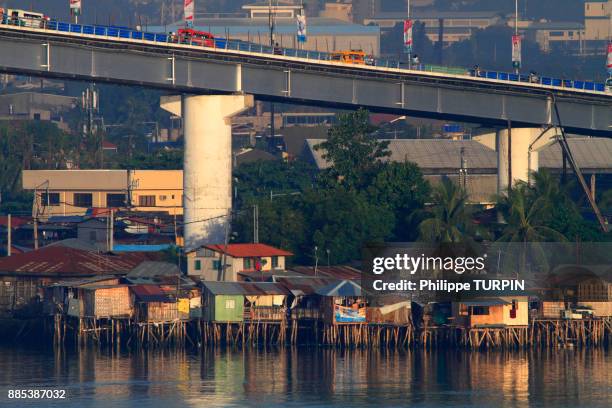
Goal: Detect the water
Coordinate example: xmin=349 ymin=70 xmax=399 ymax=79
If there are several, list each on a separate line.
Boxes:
xmin=0 ymin=346 xmax=609 ymax=407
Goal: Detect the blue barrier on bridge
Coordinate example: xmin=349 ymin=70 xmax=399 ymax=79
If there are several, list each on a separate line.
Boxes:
xmin=7 ymin=17 xmax=609 ymax=94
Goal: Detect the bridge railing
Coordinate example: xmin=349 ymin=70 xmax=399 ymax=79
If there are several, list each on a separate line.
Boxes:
xmin=3 ymin=16 xmax=608 ymax=94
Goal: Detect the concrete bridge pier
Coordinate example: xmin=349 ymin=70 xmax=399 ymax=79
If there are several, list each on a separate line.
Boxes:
xmin=496 ymin=126 xmax=558 ymax=195
xmin=161 ymin=94 xmax=254 ymax=250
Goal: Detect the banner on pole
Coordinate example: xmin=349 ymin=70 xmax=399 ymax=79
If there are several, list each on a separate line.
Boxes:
xmin=403 ymin=19 xmax=413 ymax=53
xmin=512 ymin=34 xmax=522 ymax=69
xmin=184 ymin=0 xmax=194 ymax=27
xmin=607 ymin=42 xmax=612 ymax=75
xmin=69 ymin=0 xmax=81 ymax=16
xmin=296 ymin=14 xmax=307 ymax=43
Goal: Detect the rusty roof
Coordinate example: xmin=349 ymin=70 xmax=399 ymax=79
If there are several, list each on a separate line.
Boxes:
xmin=289 ymin=265 xmax=362 ymax=280
xmin=201 ymin=281 xmax=291 ymax=296
xmin=131 ymin=284 xmax=171 ymax=302
xmin=0 ymin=246 xmax=151 ymax=277
xmin=274 ymin=276 xmax=339 ymax=295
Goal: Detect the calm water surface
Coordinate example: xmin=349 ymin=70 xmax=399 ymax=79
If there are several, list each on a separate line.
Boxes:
xmin=0 ymin=346 xmax=609 ymax=407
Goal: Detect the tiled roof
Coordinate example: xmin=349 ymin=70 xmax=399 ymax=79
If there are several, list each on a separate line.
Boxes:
xmin=0 ymin=246 xmax=151 ymax=277
xmin=203 ymin=243 xmax=293 ymax=258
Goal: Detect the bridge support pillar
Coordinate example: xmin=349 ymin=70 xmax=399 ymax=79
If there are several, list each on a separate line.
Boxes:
xmin=496 ymin=127 xmax=557 ymax=195
xmin=163 ymin=94 xmax=254 ymax=250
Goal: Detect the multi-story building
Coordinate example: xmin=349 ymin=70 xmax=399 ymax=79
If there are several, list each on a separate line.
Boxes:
xmin=364 ymin=10 xmax=501 ymax=47
xmin=584 ymin=0 xmax=612 ymax=42
xmin=0 ymin=92 xmax=77 ymax=130
xmin=185 ymin=243 xmax=293 ymax=281
xmin=22 ymin=169 xmax=183 ymax=218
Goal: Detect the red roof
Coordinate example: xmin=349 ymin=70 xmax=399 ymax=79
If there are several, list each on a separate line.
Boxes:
xmin=131 ymin=284 xmax=171 ymax=302
xmin=0 ymin=245 xmax=151 ymax=277
xmin=0 ymin=216 xmax=29 ymax=229
xmin=203 ymin=243 xmax=293 ymax=258
xmin=102 ymin=140 xmax=117 ymax=150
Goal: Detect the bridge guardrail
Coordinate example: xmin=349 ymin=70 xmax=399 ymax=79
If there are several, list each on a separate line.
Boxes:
xmin=3 ymin=16 xmax=608 ymax=94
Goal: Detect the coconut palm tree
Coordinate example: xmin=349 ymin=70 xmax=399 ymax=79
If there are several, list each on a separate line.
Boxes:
xmin=417 ymin=178 xmax=482 ymax=243
xmin=497 ymin=182 xmax=567 ymax=243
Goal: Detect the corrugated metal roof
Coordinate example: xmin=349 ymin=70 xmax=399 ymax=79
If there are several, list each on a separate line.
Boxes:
xmin=274 ymin=276 xmax=339 ymax=295
xmin=459 ymin=299 xmax=511 ymax=307
xmin=306 ymin=139 xmax=498 ymax=172
xmin=202 ymin=281 xmax=291 ymax=296
xmin=0 ymin=246 xmax=150 ymax=277
xmin=289 ymin=265 xmax=362 ymax=280
xmin=315 ymin=280 xmax=363 ymax=297
xmin=131 ymin=285 xmax=171 ymax=302
xmin=306 ymin=138 xmax=612 ymax=174
xmin=127 ymin=261 xmax=180 ymax=279
xmin=47 ymin=275 xmax=120 ymax=288
xmin=539 ymin=138 xmax=612 ymax=172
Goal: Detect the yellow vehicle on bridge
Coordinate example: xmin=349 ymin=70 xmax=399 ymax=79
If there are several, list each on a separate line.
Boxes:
xmin=330 ymin=50 xmax=375 ymax=66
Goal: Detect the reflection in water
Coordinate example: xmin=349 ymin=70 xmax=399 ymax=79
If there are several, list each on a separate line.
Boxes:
xmin=0 ymin=346 xmax=609 ymax=407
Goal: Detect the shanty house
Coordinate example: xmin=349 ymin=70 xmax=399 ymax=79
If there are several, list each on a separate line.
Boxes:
xmin=79 ymin=284 xmax=133 ymax=319
xmin=200 ymin=281 xmax=290 ymax=323
xmin=0 ymin=245 xmax=148 ymax=317
xmin=316 ymin=280 xmax=366 ymax=324
xmin=43 ymin=275 xmax=121 ymax=317
xmin=577 ymin=277 xmax=612 ymax=317
xmin=275 ymin=276 xmax=337 ymax=321
xmin=452 ymin=296 xmax=529 ymax=328
xmin=367 ymin=295 xmax=411 ymax=325
xmin=131 ymin=285 xmax=191 ymax=323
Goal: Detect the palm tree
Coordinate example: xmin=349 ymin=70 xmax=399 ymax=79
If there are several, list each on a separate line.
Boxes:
xmin=418 ymin=178 xmax=482 ymax=243
xmin=497 ymin=181 xmax=568 ymax=275
xmin=497 ymin=182 xmax=567 ymax=243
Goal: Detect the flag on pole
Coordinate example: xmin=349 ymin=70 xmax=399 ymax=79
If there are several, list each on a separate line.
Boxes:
xmin=69 ymin=0 xmax=81 ymax=16
xmin=607 ymin=42 xmax=612 ymax=75
xmin=184 ymin=0 xmax=194 ymax=27
xmin=403 ymin=19 xmax=413 ymax=53
xmin=296 ymin=14 xmax=307 ymax=43
xmin=512 ymin=34 xmax=522 ymax=69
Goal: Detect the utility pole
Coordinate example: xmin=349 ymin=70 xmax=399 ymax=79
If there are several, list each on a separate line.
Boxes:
xmin=109 ymin=209 xmax=114 ymax=252
xmin=253 ymin=204 xmax=259 ymax=244
xmin=459 ymin=147 xmax=467 ymax=191
xmin=6 ymin=214 xmax=11 ymax=257
xmin=33 ymin=216 xmax=38 ymax=250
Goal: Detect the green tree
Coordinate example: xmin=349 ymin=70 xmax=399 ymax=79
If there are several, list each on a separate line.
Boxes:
xmin=315 ymin=109 xmax=389 ymax=189
xmin=418 ymin=178 xmax=481 ymax=243
xmin=367 ymin=161 xmax=430 ymax=240
xmin=527 ymin=170 xmax=605 ymax=242
xmin=497 ymin=182 xmax=567 ymax=243
xmin=120 ymin=149 xmax=183 ymax=170
xmin=305 ymin=187 xmax=395 ymax=264
xmin=234 ymin=160 xmax=316 ymax=205
xmin=233 ymin=196 xmax=308 ymax=263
